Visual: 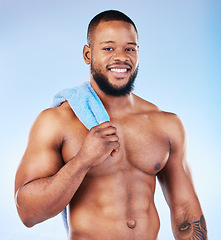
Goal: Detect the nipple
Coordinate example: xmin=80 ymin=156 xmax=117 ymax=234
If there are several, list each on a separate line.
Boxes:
xmin=127 ymin=220 xmax=136 ymax=229
xmin=154 ymin=163 xmax=161 ymax=171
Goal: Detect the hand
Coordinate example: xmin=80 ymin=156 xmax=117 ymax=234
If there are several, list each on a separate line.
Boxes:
xmin=77 ymin=121 xmax=120 ymax=167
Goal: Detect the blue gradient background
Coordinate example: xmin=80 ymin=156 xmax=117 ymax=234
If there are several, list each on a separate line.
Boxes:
xmin=0 ymin=0 xmax=220 ymax=239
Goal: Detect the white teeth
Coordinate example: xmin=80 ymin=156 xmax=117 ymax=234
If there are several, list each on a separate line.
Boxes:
xmin=110 ymin=68 xmax=127 ymax=73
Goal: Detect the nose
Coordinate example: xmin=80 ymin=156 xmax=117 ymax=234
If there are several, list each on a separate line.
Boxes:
xmin=113 ymin=49 xmax=129 ymax=62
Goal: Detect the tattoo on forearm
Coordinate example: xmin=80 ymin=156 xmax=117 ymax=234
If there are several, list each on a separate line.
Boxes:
xmin=176 ymin=215 xmax=207 ymax=240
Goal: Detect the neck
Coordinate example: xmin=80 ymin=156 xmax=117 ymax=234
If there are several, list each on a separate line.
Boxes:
xmin=90 ymin=79 xmax=134 ymax=117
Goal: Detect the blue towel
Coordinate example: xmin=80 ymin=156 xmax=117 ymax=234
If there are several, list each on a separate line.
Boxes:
xmin=51 ymin=81 xmax=110 ymax=235
xmin=52 ymin=81 xmax=110 ymax=130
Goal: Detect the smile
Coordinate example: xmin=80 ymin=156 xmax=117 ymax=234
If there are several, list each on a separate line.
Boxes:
xmin=110 ymin=68 xmax=128 ymax=73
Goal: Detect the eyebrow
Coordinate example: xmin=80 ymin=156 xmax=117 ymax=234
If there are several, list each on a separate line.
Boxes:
xmin=127 ymin=42 xmax=137 ymax=46
xmin=100 ymin=41 xmax=137 ymax=46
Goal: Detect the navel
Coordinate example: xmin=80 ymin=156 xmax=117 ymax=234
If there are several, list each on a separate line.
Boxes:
xmin=127 ymin=220 xmax=136 ymax=229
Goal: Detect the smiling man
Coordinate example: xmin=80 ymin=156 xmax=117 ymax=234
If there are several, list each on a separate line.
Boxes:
xmin=87 ymin=19 xmax=139 ymax=97
xmin=15 ymin=10 xmax=207 ymax=240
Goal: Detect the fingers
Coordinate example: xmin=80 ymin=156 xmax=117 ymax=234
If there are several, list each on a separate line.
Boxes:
xmin=90 ymin=121 xmax=120 ymax=158
xmin=105 ymin=134 xmax=119 ymax=142
xmin=96 ymin=121 xmax=114 ymax=128
xmin=110 ymin=147 xmax=120 ymax=157
xmin=92 ymin=121 xmax=117 ymax=137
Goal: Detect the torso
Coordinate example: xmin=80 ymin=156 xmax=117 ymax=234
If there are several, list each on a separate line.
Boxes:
xmin=56 ymin=96 xmax=172 ymax=240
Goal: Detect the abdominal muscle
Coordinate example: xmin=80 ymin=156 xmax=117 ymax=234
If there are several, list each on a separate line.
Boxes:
xmin=68 ymin=169 xmax=160 ymax=240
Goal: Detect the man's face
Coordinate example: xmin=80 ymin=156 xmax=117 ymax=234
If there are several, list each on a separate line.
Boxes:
xmin=88 ymin=20 xmax=139 ymax=97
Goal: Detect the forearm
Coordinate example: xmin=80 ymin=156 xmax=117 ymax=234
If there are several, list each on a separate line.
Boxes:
xmin=15 ymin=156 xmax=90 ymax=227
xmin=171 ymin=204 xmax=207 ymax=240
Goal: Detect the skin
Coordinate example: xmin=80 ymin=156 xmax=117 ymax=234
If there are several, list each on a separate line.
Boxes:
xmin=15 ymin=20 xmax=207 ymax=240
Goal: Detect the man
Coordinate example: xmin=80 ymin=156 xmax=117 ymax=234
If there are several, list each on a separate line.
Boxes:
xmin=15 ymin=10 xmax=207 ymax=240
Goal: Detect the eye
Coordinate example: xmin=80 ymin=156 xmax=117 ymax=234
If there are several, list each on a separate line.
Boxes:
xmin=103 ymin=47 xmax=114 ymax=51
xmin=125 ymin=48 xmax=135 ymax=52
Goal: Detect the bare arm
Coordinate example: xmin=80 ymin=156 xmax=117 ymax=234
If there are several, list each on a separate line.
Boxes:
xmin=157 ymin=114 xmax=207 ymax=239
xmin=14 ymin=109 xmax=119 ymax=227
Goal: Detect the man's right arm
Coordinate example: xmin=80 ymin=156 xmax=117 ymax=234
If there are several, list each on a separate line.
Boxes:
xmin=14 ymin=109 xmax=119 ymax=227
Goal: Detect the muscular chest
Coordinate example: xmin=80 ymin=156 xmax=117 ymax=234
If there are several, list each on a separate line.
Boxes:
xmin=113 ymin=117 xmax=170 ymax=175
xmin=61 ymin=115 xmax=170 ymax=176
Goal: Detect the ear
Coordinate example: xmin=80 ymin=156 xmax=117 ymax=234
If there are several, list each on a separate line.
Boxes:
xmin=83 ymin=45 xmax=91 ymax=65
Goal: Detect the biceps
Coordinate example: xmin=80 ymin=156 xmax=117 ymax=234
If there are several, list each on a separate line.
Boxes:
xmin=15 ymin=148 xmax=64 ymax=193
xmin=171 ymin=167 xmax=197 ymax=206
xmin=158 ymin=159 xmax=198 ymax=209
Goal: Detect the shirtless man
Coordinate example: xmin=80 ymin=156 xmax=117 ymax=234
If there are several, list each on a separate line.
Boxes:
xmin=14 ymin=10 xmax=207 ymax=240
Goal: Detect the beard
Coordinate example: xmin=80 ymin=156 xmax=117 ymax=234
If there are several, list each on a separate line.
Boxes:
xmin=90 ymin=60 xmax=138 ymax=97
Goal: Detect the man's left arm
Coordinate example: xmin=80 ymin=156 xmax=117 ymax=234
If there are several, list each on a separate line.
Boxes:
xmin=157 ymin=114 xmax=207 ymax=240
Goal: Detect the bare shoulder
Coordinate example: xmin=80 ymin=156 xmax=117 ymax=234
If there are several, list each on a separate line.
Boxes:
xmin=33 ymin=102 xmax=77 ymax=131
xmin=134 ymin=94 xmax=186 ymax=143
xmin=26 ymin=101 xmax=82 ymax=152
xmin=15 ymin=102 xmax=79 ymax=189
xmin=133 ymin=94 xmax=160 ymax=113
xmin=157 ymin=111 xmax=186 ymax=147
xmin=37 ymin=101 xmax=75 ymax=123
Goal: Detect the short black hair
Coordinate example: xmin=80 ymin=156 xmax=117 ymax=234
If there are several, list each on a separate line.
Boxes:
xmin=87 ymin=10 xmax=138 ymax=45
